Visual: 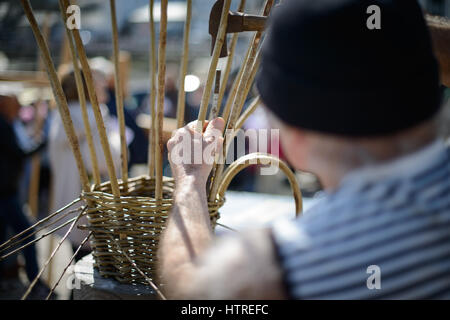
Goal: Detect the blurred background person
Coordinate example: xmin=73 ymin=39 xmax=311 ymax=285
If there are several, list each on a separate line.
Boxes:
xmin=49 ymin=64 xmax=131 ymax=260
xmin=90 ymin=56 xmax=147 ymax=167
xmin=0 ymin=93 xmax=49 ymax=298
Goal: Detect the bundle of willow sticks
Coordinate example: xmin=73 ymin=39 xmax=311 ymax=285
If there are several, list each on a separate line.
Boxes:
xmin=0 ymin=0 xmax=302 ymax=300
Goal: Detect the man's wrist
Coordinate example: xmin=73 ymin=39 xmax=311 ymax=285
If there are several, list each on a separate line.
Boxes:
xmin=175 ymin=175 xmax=207 ymax=190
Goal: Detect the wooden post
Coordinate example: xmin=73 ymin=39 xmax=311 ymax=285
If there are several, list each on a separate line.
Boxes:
xmin=20 ymin=0 xmax=90 ymax=193
xmin=209 ymin=70 xmax=222 ymax=120
xmin=235 ymin=95 xmax=261 ymax=132
xmin=58 ymin=0 xmax=101 ymax=186
xmin=221 ymin=43 xmax=250 ymax=123
xmin=28 ymin=11 xmax=52 ymax=219
xmin=175 ymin=0 xmax=192 ymax=129
xmin=148 ymin=0 xmax=157 ymax=178
xmin=110 ymin=0 xmax=129 ymax=190
xmin=63 ymin=0 xmax=120 ymax=197
xmin=207 ymin=70 xmax=222 ymax=194
xmin=209 ymin=0 xmax=274 ymax=202
xmin=196 ymin=0 xmax=232 ymax=133
xmin=216 ymin=0 xmax=247 ymax=114
xmin=234 ymin=51 xmax=261 ymax=119
xmin=155 ymin=0 xmax=168 ymax=200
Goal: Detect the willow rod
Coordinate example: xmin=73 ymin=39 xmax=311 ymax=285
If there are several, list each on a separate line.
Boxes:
xmin=110 ymin=235 xmax=167 ymax=300
xmin=196 ymin=0 xmax=232 ymax=133
xmin=0 ymin=198 xmax=81 ymax=250
xmin=209 ymin=0 xmax=274 ymax=202
xmin=176 ymin=0 xmax=192 ymax=129
xmin=62 ymin=0 xmax=120 ymax=197
xmin=222 ymin=0 xmax=272 ymax=124
xmin=155 ymin=0 xmax=168 ymax=200
xmin=21 ymin=207 xmax=87 ymax=300
xmin=148 ymin=0 xmax=157 ymax=177
xmin=0 ymin=206 xmax=84 ymax=254
xmin=226 ymin=1 xmax=272 ymax=130
xmin=209 ymin=70 xmax=222 ymax=120
xmin=207 ymin=70 xmax=222 ymax=194
xmin=0 ymin=216 xmax=80 ymax=261
xmin=28 ymin=12 xmax=50 ymax=218
xmin=45 ymin=232 xmax=92 ymax=300
xmin=216 ymin=222 xmax=238 ymax=233
xmin=110 ymin=0 xmax=129 ymax=189
xmin=216 ymin=0 xmax=247 ymax=113
xmin=233 ymin=51 xmax=261 ymax=122
xmin=235 ymin=95 xmax=261 ymax=132
xmin=223 ymin=96 xmax=262 ymax=163
xmin=20 ymin=0 xmax=90 ymax=192
xmin=217 ymin=153 xmax=303 ymax=215
xmin=58 ymin=0 xmax=101 ymax=186
xmin=221 ymin=35 xmax=251 ymax=123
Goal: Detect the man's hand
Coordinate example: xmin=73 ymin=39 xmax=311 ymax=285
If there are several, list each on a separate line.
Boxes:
xmin=160 ymin=116 xmax=286 ymax=299
xmin=167 ymin=118 xmax=225 ymax=185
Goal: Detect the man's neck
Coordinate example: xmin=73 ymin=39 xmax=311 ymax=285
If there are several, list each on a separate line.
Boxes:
xmin=308 ymin=126 xmax=438 ymax=191
xmin=314 ymin=139 xmax=436 ymax=192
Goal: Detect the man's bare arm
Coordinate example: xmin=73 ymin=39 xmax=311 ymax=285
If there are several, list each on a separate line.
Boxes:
xmin=158 ymin=176 xmax=214 ymax=297
xmin=158 ymin=119 xmax=220 ymax=297
xmin=158 ymin=119 xmax=286 ymax=299
xmin=178 ymin=229 xmax=286 ymax=300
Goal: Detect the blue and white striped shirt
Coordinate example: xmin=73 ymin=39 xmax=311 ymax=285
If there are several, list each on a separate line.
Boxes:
xmin=272 ymin=139 xmax=450 ymax=299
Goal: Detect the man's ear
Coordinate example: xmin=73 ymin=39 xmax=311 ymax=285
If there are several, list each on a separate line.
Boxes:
xmin=279 ymin=124 xmax=309 ymax=170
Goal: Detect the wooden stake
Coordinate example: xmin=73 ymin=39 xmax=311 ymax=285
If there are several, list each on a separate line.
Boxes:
xmin=35 ymin=12 xmax=51 ymax=73
xmin=20 ymin=0 xmax=90 ymax=193
xmin=207 ymin=70 xmax=222 ymax=194
xmin=209 ymin=0 xmax=274 ymax=202
xmin=196 ymin=0 xmax=232 ymax=133
xmin=234 ymin=51 xmax=261 ymax=119
xmin=28 ymin=12 xmax=50 ymax=219
xmin=221 ymin=38 xmax=251 ymax=123
xmin=155 ymin=0 xmax=168 ymax=200
xmin=63 ymin=0 xmax=120 ymax=197
xmin=235 ymin=95 xmax=261 ymax=132
xmin=28 ymin=155 xmax=41 ymax=218
xmin=176 ymin=0 xmax=192 ymax=129
xmin=58 ymin=0 xmax=101 ymax=186
xmin=21 ymin=207 xmax=87 ymax=300
xmin=148 ymin=0 xmax=157 ymax=178
xmin=209 ymin=69 xmax=222 ymax=120
xmin=226 ymin=0 xmax=272 ymax=134
xmin=110 ymin=0 xmax=128 ymax=190
xmin=216 ymin=0 xmax=247 ymax=113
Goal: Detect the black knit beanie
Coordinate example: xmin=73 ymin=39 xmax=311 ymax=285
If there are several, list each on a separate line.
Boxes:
xmin=256 ymin=0 xmax=443 ymax=136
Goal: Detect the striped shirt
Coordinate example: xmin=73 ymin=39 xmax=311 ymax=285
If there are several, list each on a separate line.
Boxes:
xmin=272 ymin=139 xmax=450 ymax=299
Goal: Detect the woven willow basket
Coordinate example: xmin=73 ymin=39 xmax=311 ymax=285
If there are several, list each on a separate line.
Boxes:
xmin=81 ymin=175 xmax=225 ymax=284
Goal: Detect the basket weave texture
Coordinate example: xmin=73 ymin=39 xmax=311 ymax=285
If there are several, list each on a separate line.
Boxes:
xmin=81 ymin=175 xmax=224 ymax=284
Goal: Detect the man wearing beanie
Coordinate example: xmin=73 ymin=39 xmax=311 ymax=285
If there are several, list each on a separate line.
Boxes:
xmin=158 ymin=0 xmax=450 ymax=299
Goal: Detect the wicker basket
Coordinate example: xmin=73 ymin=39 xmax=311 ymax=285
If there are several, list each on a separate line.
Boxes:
xmin=81 ymin=175 xmax=225 ymax=284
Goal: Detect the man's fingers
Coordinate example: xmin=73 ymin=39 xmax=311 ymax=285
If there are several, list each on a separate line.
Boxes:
xmin=185 ymin=120 xmax=210 ymax=133
xmin=204 ymin=117 xmax=225 ymax=139
xmin=169 ymin=118 xmax=224 ymax=153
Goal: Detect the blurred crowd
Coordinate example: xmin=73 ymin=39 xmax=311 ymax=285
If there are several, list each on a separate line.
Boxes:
xmin=0 ymin=54 xmax=278 ymax=298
